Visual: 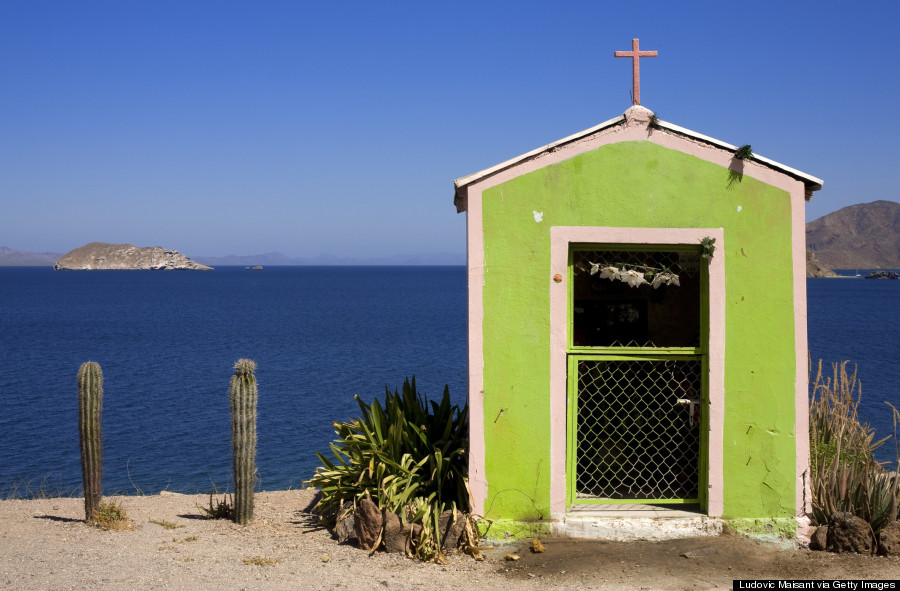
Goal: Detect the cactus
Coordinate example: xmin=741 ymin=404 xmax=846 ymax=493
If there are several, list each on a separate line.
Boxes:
xmin=229 ymin=359 xmax=258 ymax=524
xmin=77 ymin=361 xmax=103 ymax=521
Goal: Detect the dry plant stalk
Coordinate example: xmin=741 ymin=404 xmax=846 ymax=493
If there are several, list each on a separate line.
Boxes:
xmin=809 ymin=360 xmax=899 ymax=533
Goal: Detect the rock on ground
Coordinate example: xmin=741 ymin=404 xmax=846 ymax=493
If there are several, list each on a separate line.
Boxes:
xmin=809 ymin=525 xmax=828 ymax=551
xmin=438 ymin=510 xmax=467 ymax=552
xmin=828 ymin=512 xmax=874 ymax=554
xmin=878 ymin=521 xmax=900 ymax=556
xmin=354 ymin=498 xmax=382 ymax=551
xmin=382 ymin=511 xmax=405 ymax=554
xmin=334 ymin=503 xmax=356 ymax=544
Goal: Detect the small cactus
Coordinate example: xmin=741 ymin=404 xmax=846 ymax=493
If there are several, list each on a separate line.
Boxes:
xmin=229 ymin=359 xmax=258 ymax=524
xmin=77 ymin=361 xmax=103 ymax=521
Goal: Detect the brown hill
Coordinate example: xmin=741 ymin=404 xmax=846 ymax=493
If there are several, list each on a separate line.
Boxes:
xmin=806 ymin=200 xmax=900 ymax=270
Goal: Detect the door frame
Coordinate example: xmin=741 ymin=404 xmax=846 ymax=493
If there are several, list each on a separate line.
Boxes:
xmin=548 ymin=227 xmax=726 ymax=519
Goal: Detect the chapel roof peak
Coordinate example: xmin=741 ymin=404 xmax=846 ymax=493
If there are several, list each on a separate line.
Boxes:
xmin=453 ymin=110 xmax=823 ymax=212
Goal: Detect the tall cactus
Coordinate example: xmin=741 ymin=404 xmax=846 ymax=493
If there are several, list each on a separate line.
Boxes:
xmin=229 ymin=359 xmax=258 ymax=525
xmin=77 ymin=361 xmax=103 ymax=521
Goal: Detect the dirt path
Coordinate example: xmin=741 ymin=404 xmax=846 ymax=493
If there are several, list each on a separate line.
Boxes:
xmin=0 ymin=490 xmax=897 ymax=590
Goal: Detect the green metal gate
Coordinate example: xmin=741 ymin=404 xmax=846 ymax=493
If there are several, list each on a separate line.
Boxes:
xmin=567 ymin=246 xmax=707 ymax=507
xmin=567 ymin=356 xmax=703 ymax=504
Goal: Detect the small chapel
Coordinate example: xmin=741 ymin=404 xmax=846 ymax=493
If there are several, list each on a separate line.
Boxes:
xmin=453 ymin=39 xmax=823 ymax=538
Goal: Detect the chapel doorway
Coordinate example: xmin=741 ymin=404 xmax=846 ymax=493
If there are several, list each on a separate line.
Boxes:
xmin=566 ymin=246 xmax=707 ymax=507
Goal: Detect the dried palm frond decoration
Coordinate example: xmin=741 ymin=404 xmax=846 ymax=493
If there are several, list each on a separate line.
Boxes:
xmin=587 ymin=261 xmax=680 ymax=289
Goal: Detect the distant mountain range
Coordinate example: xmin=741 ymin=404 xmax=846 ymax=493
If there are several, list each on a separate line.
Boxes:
xmin=0 ymin=247 xmax=63 ymax=266
xmin=0 ymin=246 xmax=465 ymax=267
xmin=192 ymin=252 xmax=466 ymax=266
xmin=5 ymin=200 xmax=896 ymax=270
xmin=806 ymin=200 xmax=900 ymax=270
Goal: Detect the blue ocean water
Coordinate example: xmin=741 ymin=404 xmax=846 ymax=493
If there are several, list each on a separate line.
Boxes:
xmin=807 ymin=273 xmax=900 ymax=465
xmin=1 ymin=267 xmax=898 ymax=496
xmin=0 ymin=266 xmax=467 ymax=495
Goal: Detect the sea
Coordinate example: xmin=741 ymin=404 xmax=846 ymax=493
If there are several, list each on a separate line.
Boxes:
xmin=0 ymin=266 xmax=897 ymax=497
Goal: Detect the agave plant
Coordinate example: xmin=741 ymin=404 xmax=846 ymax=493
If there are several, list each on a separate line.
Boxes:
xmin=809 ymin=360 xmax=900 ymax=534
xmin=308 ymin=377 xmax=470 ymax=561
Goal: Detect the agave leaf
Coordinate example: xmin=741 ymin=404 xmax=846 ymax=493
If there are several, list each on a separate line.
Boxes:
xmin=315 ymin=451 xmax=338 ymax=471
xmin=370 ymin=398 xmax=387 ymax=442
xmin=327 ymin=444 xmax=351 ymax=467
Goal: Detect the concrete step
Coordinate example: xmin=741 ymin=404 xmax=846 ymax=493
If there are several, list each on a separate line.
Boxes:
xmin=555 ymin=504 xmax=723 ymax=540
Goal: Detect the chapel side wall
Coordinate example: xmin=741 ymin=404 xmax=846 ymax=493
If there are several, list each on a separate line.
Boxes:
xmin=478 ymin=140 xmax=799 ymax=522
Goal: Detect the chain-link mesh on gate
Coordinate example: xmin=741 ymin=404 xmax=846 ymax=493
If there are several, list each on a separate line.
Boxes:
xmin=574 ymin=358 xmax=701 ymax=501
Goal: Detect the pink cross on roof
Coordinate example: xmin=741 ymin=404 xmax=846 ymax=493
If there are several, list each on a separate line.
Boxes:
xmin=614 ymin=38 xmax=658 ymax=106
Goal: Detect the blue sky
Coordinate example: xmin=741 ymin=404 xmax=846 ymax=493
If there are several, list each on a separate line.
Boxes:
xmin=2 ymin=1 xmax=898 ymax=258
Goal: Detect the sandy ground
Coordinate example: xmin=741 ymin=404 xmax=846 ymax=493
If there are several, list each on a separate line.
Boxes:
xmin=1 ymin=489 xmax=898 ymax=590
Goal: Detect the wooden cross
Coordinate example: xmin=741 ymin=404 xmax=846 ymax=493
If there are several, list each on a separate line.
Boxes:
xmin=614 ymin=38 xmax=657 ymax=106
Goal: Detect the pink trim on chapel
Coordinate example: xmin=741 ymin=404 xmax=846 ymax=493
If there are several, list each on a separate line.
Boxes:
xmin=463 ymin=108 xmax=813 ymax=519
xmin=549 ymin=226 xmax=726 ymax=516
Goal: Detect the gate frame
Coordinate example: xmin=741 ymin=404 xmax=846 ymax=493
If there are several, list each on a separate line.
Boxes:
xmin=566 ymin=354 xmax=707 ymax=506
xmin=549 ymin=226 xmax=726 ymax=519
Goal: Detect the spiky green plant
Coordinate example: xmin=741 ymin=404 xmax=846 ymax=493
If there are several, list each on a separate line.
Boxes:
xmin=726 ymin=145 xmax=754 ymax=187
xmin=733 ymin=144 xmax=753 ymax=160
xmin=229 ymin=359 xmax=258 ymax=525
xmin=700 ymin=236 xmax=716 ymax=261
xmin=809 ymin=360 xmax=899 ymax=534
xmin=308 ymin=378 xmax=470 ymax=562
xmin=198 ymin=491 xmax=235 ymax=520
xmin=78 ymin=361 xmax=103 ymax=522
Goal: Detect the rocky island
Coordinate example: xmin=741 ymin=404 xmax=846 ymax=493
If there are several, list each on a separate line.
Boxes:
xmin=53 ymin=242 xmax=213 ymax=271
xmin=865 ymin=270 xmax=899 ymax=280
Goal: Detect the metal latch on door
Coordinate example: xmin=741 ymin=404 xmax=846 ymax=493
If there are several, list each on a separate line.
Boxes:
xmin=676 ymin=397 xmax=701 ymax=427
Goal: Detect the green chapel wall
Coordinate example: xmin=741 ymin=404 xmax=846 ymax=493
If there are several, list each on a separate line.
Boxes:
xmin=479 ymin=140 xmax=798 ymax=522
